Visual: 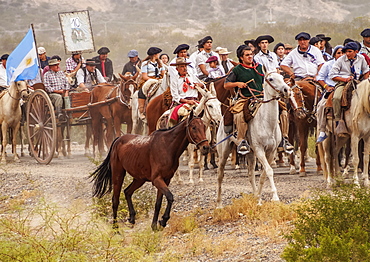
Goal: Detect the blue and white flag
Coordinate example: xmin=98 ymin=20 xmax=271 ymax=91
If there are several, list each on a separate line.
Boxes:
xmin=6 ymin=28 xmax=39 ymax=84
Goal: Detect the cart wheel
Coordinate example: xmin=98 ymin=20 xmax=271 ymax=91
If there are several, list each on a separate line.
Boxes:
xmin=26 ymin=89 xmax=57 ymax=164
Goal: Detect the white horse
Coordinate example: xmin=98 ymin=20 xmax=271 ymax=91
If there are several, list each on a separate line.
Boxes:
xmin=216 ymin=72 xmax=290 ymax=206
xmin=175 ymin=83 xmax=222 ymax=183
xmin=319 ymin=79 xmax=370 ymax=187
xmin=0 ymin=81 xmax=31 ymax=163
xmin=131 ymin=72 xmax=170 ymax=135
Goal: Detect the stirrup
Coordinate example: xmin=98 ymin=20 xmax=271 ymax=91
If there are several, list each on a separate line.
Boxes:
xmin=237 ymin=140 xmax=250 ymax=155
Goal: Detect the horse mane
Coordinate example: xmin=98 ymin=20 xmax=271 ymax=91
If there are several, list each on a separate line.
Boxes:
xmin=352 ymin=80 xmax=370 ymax=131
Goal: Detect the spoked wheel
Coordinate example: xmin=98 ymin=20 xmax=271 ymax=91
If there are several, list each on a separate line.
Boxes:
xmin=26 ymin=89 xmax=57 ymax=164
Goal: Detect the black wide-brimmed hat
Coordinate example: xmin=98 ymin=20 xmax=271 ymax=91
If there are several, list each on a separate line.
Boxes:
xmin=244 ymin=39 xmax=256 ymax=46
xmin=97 ymin=47 xmax=110 ymax=54
xmin=255 ymin=35 xmax=274 ymax=45
xmin=147 ymin=47 xmax=162 ymax=55
xmin=173 ymin=44 xmax=190 ymax=54
xmin=1 ymin=54 xmax=9 ymax=60
xmin=309 ymin=37 xmax=322 ymax=45
xmin=316 ymin=34 xmax=331 ymax=41
xmin=85 ymin=59 xmax=99 ymax=66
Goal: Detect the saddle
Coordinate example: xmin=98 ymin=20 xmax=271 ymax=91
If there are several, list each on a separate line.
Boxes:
xmin=224 ymin=98 xmax=260 ymax=126
xmin=156 ymin=103 xmax=195 ymax=129
xmin=325 ymin=81 xmax=357 ymax=111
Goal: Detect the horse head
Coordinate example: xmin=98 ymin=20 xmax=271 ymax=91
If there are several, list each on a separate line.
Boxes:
xmin=186 ymin=110 xmax=210 ymax=155
xmin=289 ymin=84 xmax=307 ymax=119
xmin=118 ymin=80 xmax=133 ymax=109
xmin=65 ymin=71 xmax=77 ymax=87
xmin=194 ymin=83 xmax=222 ymax=126
xmin=264 ymin=71 xmax=290 ymax=100
xmin=14 ymin=81 xmax=32 ymax=101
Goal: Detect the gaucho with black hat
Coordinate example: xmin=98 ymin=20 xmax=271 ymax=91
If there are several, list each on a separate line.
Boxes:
xmin=92 ymin=46 xmax=113 ymax=82
xmin=315 ymin=34 xmax=333 ymax=61
xmin=137 ymin=46 xmax=166 ymax=121
xmin=169 ymin=43 xmax=196 ymax=78
xmin=195 ymin=35 xmax=220 ymax=80
xmin=254 ymin=34 xmax=279 ymax=72
xmin=281 ymin=32 xmax=325 ymax=80
xmin=360 ymin=28 xmax=370 ymax=57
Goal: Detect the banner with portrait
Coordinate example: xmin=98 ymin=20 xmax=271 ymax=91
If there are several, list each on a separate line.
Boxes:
xmin=58 ymin=10 xmax=95 ymax=54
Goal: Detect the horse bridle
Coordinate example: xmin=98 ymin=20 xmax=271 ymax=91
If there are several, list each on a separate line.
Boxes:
xmin=264 ymin=72 xmax=287 ymax=100
xmin=186 ymin=116 xmax=208 ymax=149
xmin=290 ymin=83 xmax=317 ymax=123
xmin=6 ymin=85 xmax=30 ymax=101
xmin=202 ymin=97 xmax=220 ymax=125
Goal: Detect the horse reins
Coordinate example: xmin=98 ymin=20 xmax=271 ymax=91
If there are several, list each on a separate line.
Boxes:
xmin=186 ymin=116 xmax=208 ymax=149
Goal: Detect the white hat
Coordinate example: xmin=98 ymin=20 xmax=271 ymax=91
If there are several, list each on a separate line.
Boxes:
xmin=38 ymin=47 xmax=46 ymax=55
xmin=215 ymin=46 xmax=223 ymax=53
xmin=218 ymin=48 xmax=231 ymax=55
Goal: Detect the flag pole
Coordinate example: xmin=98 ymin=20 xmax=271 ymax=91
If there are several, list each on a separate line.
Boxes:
xmin=31 ymin=23 xmax=43 ymax=82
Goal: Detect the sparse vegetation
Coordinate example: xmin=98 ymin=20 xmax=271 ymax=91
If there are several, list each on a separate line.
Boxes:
xmin=282 ymin=185 xmax=370 ymax=261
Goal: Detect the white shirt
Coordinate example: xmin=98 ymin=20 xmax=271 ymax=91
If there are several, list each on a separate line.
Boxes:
xmin=317 ymin=59 xmax=336 ymax=87
xmin=329 ymin=54 xmax=369 ymax=81
xmin=360 ymin=42 xmax=370 ymax=57
xmin=208 ymin=66 xmax=225 ymax=79
xmin=170 ymin=71 xmax=202 ymax=103
xmin=254 ymin=50 xmax=279 ymax=72
xmin=281 ymin=45 xmax=325 ymax=78
xmin=0 ymin=64 xmax=7 ymax=86
xmin=76 ymin=68 xmax=106 ymax=91
xmin=195 ymin=50 xmax=220 ymax=77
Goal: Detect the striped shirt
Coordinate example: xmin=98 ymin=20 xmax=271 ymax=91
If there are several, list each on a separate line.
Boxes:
xmin=44 ymin=70 xmax=69 ymax=93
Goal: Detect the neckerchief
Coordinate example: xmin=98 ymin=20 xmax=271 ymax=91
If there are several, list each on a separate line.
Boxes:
xmin=240 ymin=62 xmax=265 ymax=76
xmin=150 ymin=61 xmax=159 ymax=77
xmin=261 ymin=50 xmax=273 ymax=62
xmin=297 ymin=46 xmax=316 ymax=62
xmin=101 ymin=61 xmax=106 ymax=77
xmin=179 ymin=73 xmax=194 ymax=92
xmin=349 ymin=56 xmax=357 ymax=79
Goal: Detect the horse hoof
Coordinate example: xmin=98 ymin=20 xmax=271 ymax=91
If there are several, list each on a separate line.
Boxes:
xmin=212 ymin=163 xmax=218 ymax=169
xmin=299 ymin=172 xmax=307 ymax=177
xmin=15 ymin=159 xmax=21 ymax=163
xmin=199 ymin=178 xmax=204 ymax=183
xmin=204 ymin=166 xmax=209 ymax=171
xmin=189 ymin=179 xmax=194 ymax=184
xmin=158 ymin=220 xmax=167 ymax=228
xmin=21 ymin=153 xmax=25 ymax=157
xmin=289 ymin=168 xmax=296 ymax=175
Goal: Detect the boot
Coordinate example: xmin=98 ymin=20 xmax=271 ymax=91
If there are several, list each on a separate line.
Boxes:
xmin=138 ymin=98 xmax=146 ymax=122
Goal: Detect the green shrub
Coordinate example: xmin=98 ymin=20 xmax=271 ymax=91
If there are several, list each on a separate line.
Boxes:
xmin=282 ymin=185 xmax=370 ymax=261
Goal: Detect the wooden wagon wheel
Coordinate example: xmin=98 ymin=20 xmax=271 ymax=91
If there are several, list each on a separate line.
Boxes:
xmin=26 ymin=89 xmax=57 ymax=164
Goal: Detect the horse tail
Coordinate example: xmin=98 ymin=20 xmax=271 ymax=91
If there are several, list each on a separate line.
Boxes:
xmin=90 ymin=137 xmax=120 ymax=198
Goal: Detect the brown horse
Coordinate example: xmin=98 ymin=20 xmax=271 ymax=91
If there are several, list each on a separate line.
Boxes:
xmin=90 ymin=111 xmax=210 ymax=230
xmin=288 ymin=79 xmax=322 ymax=176
xmin=89 ymin=80 xmax=136 ymax=158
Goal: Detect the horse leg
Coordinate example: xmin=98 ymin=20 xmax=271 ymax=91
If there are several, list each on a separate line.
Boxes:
xmin=246 ymin=153 xmax=257 ymax=196
xmin=187 ymin=145 xmax=196 ymax=184
xmin=84 ymin=124 xmax=92 ymax=157
xmin=199 ymin=152 xmax=205 ymax=182
xmin=256 ymin=149 xmax=279 ymax=203
xmin=12 ymin=123 xmax=20 ymax=163
xmin=298 ymin=127 xmax=309 ymax=177
xmin=315 ymin=144 xmax=323 ymax=174
xmin=362 ymin=137 xmax=370 ymax=187
xmin=1 ymin=123 xmax=8 ymax=163
xmin=124 ymin=178 xmax=146 ymax=225
xmin=204 ymin=154 xmax=209 ymax=170
xmin=351 ymin=136 xmax=360 ymax=185
xmin=152 ymin=178 xmax=174 ymax=230
xmin=277 ymin=152 xmax=285 ymax=167
xmin=216 ymin=141 xmax=233 ymax=208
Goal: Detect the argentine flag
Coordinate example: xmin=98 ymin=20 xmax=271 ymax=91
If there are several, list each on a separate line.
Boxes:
xmin=7 ymin=28 xmax=39 ymax=84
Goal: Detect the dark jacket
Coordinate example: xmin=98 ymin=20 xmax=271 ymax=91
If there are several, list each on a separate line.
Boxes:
xmin=92 ymin=56 xmax=113 ymax=81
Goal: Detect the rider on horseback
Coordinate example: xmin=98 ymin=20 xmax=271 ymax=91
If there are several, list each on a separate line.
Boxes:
xmin=137 ymin=47 xmax=165 ymax=121
xmin=0 ymin=54 xmax=9 ymax=90
xmin=328 ymin=42 xmax=369 ymax=125
xmin=169 ymin=57 xmax=204 ymax=107
xmin=224 ymin=45 xmax=294 ymax=154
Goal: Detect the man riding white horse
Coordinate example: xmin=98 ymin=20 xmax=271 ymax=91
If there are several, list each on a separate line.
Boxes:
xmin=223 ymin=45 xmax=293 ymax=154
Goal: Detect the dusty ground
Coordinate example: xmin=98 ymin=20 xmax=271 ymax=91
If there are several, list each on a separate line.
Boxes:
xmin=0 ymin=144 xmax=327 ymax=261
